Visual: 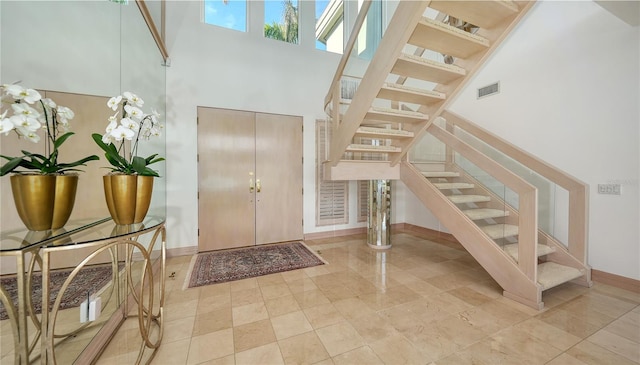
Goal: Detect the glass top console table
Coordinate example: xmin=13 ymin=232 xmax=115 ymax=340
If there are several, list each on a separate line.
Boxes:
xmin=0 ymin=217 xmax=166 ymax=364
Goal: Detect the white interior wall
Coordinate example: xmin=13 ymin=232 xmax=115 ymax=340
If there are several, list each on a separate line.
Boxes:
xmin=429 ymin=0 xmax=639 ymax=280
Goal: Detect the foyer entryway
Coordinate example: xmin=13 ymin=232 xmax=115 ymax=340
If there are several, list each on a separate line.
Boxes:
xmin=197 ymin=107 xmax=303 ymax=251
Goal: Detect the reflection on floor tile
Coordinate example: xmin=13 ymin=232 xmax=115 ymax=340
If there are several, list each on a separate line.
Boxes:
xmin=88 ymin=232 xmax=639 ymax=365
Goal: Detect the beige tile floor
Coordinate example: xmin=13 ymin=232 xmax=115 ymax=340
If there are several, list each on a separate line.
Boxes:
xmin=96 ymin=232 xmax=640 ymax=365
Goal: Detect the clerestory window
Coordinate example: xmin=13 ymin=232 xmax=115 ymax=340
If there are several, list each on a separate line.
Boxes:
xmin=264 ymin=0 xmax=299 ymax=44
xmin=204 ymin=0 xmax=247 ymax=32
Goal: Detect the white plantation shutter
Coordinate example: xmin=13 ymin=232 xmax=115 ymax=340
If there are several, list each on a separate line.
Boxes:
xmin=357 ymin=180 xmax=369 ymax=222
xmin=316 ymin=121 xmax=348 ymax=226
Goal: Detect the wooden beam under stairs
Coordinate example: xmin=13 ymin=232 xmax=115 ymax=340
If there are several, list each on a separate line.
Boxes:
xmin=324 ymin=160 xmax=399 ymax=181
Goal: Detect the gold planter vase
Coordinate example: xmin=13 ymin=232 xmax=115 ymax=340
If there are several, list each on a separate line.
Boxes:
xmin=10 ymin=174 xmax=78 ymax=231
xmin=103 ymin=175 xmax=154 ymax=225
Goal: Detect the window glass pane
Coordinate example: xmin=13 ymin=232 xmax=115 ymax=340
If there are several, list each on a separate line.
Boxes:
xmin=264 ymin=0 xmax=298 ymax=44
xmin=204 ymin=0 xmax=246 ymax=32
xmin=315 ymin=0 xmax=343 ymax=54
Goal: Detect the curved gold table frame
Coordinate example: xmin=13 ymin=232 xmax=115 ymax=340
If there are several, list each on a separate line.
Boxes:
xmin=0 ymin=218 xmax=165 ymax=364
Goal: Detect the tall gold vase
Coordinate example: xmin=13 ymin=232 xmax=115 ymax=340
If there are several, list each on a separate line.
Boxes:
xmin=103 ymin=175 xmax=153 ymax=225
xmin=10 ymin=174 xmax=78 ymax=231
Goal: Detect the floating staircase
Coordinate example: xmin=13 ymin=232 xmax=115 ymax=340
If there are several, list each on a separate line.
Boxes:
xmin=322 ymin=0 xmax=592 ymax=309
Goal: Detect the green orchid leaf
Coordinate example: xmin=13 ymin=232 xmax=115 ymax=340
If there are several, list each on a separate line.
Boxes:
xmin=0 ymin=156 xmax=24 ymax=176
xmin=54 ymin=132 xmax=75 ymax=149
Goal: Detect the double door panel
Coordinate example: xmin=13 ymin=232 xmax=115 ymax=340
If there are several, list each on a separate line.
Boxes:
xmin=197 ymin=107 xmax=302 ymax=251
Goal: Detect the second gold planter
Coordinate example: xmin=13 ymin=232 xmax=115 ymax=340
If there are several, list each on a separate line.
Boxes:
xmin=103 ymin=175 xmax=153 ymax=225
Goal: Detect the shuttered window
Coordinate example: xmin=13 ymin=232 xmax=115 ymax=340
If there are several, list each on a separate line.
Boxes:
xmin=316 ymin=121 xmax=348 ymax=226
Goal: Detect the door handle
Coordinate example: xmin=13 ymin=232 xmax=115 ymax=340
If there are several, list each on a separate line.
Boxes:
xmin=256 ymin=179 xmax=261 ymax=193
xmin=250 ymin=178 xmax=254 ymax=193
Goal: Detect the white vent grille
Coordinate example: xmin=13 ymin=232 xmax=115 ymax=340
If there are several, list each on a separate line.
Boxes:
xmin=478 ymin=82 xmax=500 ymax=99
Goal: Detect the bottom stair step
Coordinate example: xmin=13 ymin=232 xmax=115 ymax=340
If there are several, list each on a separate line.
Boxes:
xmin=538 ymin=262 xmax=584 ymax=290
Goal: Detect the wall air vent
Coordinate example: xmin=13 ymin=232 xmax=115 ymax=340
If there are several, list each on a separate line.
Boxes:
xmin=477 ymin=82 xmax=500 ymax=99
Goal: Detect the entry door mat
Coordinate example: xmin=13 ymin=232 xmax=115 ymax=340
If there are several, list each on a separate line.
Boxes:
xmin=187 ymin=242 xmax=325 ymax=288
xmin=0 ymin=264 xmax=122 ymax=321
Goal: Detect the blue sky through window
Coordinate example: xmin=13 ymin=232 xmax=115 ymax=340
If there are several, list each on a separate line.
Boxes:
xmin=204 ymin=0 xmax=332 ymax=50
xmin=204 ymin=0 xmax=247 ymax=32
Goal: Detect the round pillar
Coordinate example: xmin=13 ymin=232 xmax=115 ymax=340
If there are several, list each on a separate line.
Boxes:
xmin=367 ymin=179 xmax=391 ymax=250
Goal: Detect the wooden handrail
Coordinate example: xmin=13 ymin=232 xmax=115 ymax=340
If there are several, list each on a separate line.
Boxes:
xmin=136 ymin=0 xmax=169 ymax=62
xmin=427 ymin=123 xmax=539 ymax=281
xmin=323 ymin=0 xmax=372 ymax=109
xmin=441 ymin=110 xmax=589 ymax=264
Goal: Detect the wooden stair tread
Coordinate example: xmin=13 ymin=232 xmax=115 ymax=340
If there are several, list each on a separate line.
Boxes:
xmin=392 ymin=53 xmax=466 ymax=84
xmin=378 ymin=83 xmax=446 ymax=106
xmin=447 ymin=194 xmax=491 ymax=204
xmin=355 ymin=126 xmax=414 ymax=138
xmin=503 ymin=243 xmax=556 ymax=261
xmin=365 ymin=107 xmax=429 ymax=124
xmin=538 ymin=262 xmax=584 ymax=290
xmin=481 ymin=223 xmax=518 ymax=239
xmin=429 ymin=0 xmax=520 ymax=29
xmin=462 ymin=208 xmax=508 ymax=220
xmin=422 ymin=171 xmax=460 ymax=178
xmin=346 ymin=144 xmax=401 ymax=153
xmin=434 ymin=182 xmax=474 ymax=189
xmin=410 ymin=17 xmax=490 ymax=59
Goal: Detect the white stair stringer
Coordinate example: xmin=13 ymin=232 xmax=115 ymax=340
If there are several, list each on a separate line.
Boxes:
xmin=401 ymin=161 xmax=544 ymax=309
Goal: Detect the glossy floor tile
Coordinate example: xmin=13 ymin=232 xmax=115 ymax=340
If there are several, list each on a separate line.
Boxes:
xmin=95 ymin=232 xmax=640 ymax=365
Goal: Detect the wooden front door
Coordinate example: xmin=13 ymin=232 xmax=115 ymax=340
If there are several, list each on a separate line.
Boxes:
xmin=197 ymin=107 xmax=302 ymax=251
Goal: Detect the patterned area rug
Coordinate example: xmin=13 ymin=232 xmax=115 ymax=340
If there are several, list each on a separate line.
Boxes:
xmin=187 ymin=242 xmax=325 ymax=288
xmin=0 ymin=264 xmax=121 ymax=321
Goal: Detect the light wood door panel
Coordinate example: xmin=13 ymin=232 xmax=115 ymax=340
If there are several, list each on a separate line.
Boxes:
xmin=197 ymin=107 xmax=256 ymax=251
xmin=197 ymin=108 xmax=303 ymax=251
xmin=255 ymin=113 xmax=303 ymax=245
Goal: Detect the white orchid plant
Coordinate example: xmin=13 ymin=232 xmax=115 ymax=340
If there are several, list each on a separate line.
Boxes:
xmin=92 ymin=92 xmax=164 ymax=177
xmin=0 ymin=83 xmax=99 ymax=176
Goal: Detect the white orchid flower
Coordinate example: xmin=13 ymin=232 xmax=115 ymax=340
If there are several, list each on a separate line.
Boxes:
xmin=11 ymin=103 xmax=41 ymax=119
xmin=10 ymin=115 xmax=41 ymax=132
xmin=120 ymin=117 xmax=139 ymax=131
xmin=123 ymin=91 xmax=144 ymax=107
xmin=124 ymin=105 xmax=144 ymax=121
xmin=22 ymin=131 xmax=41 ymax=143
xmin=59 ymin=118 xmax=71 ymax=132
xmin=3 ymin=84 xmax=25 ymax=98
xmin=0 ymin=116 xmax=14 ymax=135
xmin=57 ymin=106 xmax=74 ymax=120
xmin=149 ymin=126 xmax=162 ymax=138
xmin=107 ymin=95 xmax=122 ymax=111
xmin=42 ymin=98 xmax=57 ymax=108
xmin=102 ymin=132 xmax=116 ymax=145
xmin=7 ymin=87 xmax=42 ymax=104
xmin=110 ymin=125 xmax=135 ymax=141
xmin=105 ymin=119 xmax=118 ymax=133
